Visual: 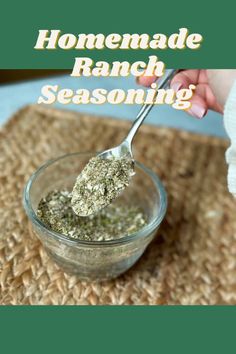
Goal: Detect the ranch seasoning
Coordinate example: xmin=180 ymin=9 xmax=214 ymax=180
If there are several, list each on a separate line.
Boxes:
xmin=37 ymin=189 xmax=146 ymax=241
xmin=71 ymin=155 xmax=135 ymax=217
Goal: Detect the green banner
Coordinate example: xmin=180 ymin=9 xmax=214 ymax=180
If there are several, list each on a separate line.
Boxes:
xmin=0 ymin=307 xmax=235 ymax=353
xmin=0 ymin=0 xmax=235 ymax=68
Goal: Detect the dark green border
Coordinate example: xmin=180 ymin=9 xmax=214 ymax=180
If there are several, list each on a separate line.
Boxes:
xmin=1 ymin=2 xmax=236 ymax=351
xmin=0 ymin=307 xmax=235 ymax=352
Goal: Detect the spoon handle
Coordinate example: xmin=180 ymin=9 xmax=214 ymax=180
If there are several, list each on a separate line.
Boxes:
xmin=125 ymin=69 xmax=177 ymax=146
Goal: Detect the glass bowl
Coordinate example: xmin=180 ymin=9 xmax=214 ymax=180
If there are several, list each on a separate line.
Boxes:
xmin=23 ymin=152 xmax=167 ymax=281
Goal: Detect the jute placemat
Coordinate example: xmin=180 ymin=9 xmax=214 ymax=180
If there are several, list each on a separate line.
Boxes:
xmin=0 ymin=105 xmax=236 ymax=305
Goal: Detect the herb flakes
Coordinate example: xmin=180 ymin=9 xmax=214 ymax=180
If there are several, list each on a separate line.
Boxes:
xmin=37 ymin=189 xmax=147 ymax=242
xmin=71 ymin=155 xmax=135 ymax=217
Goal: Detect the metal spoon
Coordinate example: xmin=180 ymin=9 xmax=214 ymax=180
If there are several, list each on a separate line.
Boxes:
xmin=98 ymin=69 xmax=177 ymax=160
xmin=71 ymin=69 xmax=177 ymax=217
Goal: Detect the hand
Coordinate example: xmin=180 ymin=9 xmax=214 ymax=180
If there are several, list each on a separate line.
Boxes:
xmin=138 ymin=69 xmax=236 ymax=119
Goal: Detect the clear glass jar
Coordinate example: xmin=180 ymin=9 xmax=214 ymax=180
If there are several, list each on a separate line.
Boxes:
xmin=23 ymin=152 xmax=167 ymax=281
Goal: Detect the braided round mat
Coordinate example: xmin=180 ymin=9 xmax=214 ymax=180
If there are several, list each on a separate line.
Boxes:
xmin=0 ymin=105 xmax=236 ymax=305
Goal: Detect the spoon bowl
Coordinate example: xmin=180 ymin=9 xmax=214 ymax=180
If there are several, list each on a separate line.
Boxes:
xmin=98 ymin=140 xmax=133 ymax=160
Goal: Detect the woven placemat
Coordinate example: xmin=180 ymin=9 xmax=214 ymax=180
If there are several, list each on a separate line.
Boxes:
xmin=0 ymin=105 xmax=236 ymax=305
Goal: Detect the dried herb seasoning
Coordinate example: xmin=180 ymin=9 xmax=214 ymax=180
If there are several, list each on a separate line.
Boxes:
xmin=71 ymin=155 xmax=135 ymax=217
xmin=37 ymin=190 xmax=147 ymax=241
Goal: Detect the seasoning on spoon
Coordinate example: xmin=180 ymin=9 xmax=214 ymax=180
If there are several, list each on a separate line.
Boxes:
xmin=71 ymin=155 xmax=135 ymax=217
xmin=37 ymin=189 xmax=146 ymax=241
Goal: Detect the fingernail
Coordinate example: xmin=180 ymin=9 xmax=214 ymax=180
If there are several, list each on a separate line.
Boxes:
xmin=171 ymin=82 xmax=182 ymax=92
xmin=189 ymin=103 xmax=206 ymax=119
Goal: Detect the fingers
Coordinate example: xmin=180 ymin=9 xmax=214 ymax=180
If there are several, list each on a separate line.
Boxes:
xmin=137 ymin=76 xmax=157 ymax=87
xmin=170 ymin=70 xmax=202 ymax=90
xmin=137 ymin=70 xmax=202 ymax=88
xmin=171 ymin=70 xmax=222 ymax=118
xmin=145 ymin=70 xmax=207 ymax=118
xmin=187 ymin=93 xmax=207 ymax=119
xmin=137 ymin=69 xmax=223 ymax=118
xmin=187 ymin=83 xmax=223 ymax=118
